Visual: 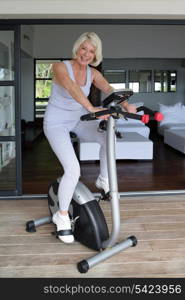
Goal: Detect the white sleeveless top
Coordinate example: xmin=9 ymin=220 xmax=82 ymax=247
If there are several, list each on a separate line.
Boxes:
xmin=48 ymin=60 xmax=92 ymax=111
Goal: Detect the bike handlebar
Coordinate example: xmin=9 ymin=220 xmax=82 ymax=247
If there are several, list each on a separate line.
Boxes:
xmin=80 ymin=108 xmax=111 ymax=121
xmin=81 ymin=90 xmax=163 ymax=123
xmin=80 ymin=106 xmax=150 ymax=123
xmin=80 ymin=105 xmax=163 ymax=124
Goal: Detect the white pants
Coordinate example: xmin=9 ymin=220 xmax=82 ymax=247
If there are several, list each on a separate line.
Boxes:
xmin=44 ymin=106 xmax=108 ymax=211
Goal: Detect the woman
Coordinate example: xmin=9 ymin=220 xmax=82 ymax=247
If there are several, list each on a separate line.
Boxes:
xmin=44 ymin=32 xmax=136 ymax=243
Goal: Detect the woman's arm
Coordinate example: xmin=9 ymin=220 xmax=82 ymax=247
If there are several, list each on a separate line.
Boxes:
xmin=92 ymin=68 xmax=114 ymax=94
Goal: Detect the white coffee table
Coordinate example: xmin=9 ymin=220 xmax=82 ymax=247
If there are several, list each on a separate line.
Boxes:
xmin=79 ymin=132 xmax=153 ymax=161
xmin=164 ymin=129 xmax=185 ymax=154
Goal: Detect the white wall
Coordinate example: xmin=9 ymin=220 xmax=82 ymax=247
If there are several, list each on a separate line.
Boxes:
xmin=32 ymin=24 xmax=185 ymax=111
xmin=21 ymin=25 xmax=34 ymax=57
xmin=1 ymin=0 xmax=185 ymax=19
xmin=33 ymin=24 xmax=185 ymax=59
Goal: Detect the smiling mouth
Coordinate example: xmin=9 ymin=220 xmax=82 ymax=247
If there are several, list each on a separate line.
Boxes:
xmin=80 ymin=57 xmax=91 ymax=62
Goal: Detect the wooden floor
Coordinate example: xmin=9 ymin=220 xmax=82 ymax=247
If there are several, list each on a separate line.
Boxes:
xmin=1 ymin=194 xmax=185 ymax=278
xmin=22 ymin=132 xmax=185 ymax=194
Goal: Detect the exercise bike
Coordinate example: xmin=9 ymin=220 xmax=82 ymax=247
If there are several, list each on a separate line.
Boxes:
xmin=26 ymin=90 xmax=163 ymax=273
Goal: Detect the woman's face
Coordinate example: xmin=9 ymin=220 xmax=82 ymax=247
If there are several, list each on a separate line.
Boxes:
xmin=76 ymin=39 xmax=96 ymax=66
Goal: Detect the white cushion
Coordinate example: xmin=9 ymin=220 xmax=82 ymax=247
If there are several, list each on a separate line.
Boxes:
xmin=158 ymin=102 xmax=185 ymax=126
xmin=158 ymin=102 xmax=182 ymax=113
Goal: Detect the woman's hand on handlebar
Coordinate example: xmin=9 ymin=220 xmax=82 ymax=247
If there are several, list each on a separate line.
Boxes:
xmin=127 ymin=104 xmax=137 ymax=113
xmin=121 ymin=101 xmax=137 ymax=114
xmin=89 ymin=107 xmax=110 ymax=120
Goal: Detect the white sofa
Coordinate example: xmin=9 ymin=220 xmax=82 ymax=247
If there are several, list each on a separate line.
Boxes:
xmin=158 ymin=102 xmax=185 ymax=154
xmin=164 ymin=129 xmax=185 ymax=154
xmin=158 ymin=102 xmax=185 ymax=136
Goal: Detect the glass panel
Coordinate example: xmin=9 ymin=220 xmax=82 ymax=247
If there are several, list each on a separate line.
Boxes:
xmin=154 ymin=71 xmax=176 ymax=92
xmin=0 ymin=31 xmax=14 ymax=80
xmin=163 ymin=71 xmax=168 ymax=92
xmin=35 ymin=79 xmax=51 ymax=118
xmin=0 ymin=141 xmax=16 ymax=190
xmin=104 ymin=70 xmax=126 ymax=83
xmin=104 ymin=70 xmax=126 ymax=89
xmin=129 ymin=70 xmax=152 ymax=93
xmin=154 ymin=71 xmax=162 ymax=92
xmin=35 ymin=99 xmax=48 ymax=118
xmin=35 ymin=60 xmax=60 ymax=119
xmin=169 ymin=71 xmax=177 ymax=92
xmin=110 ymin=83 xmax=126 ymax=89
xmin=129 ymin=82 xmax=139 ymax=92
xmin=0 ymin=86 xmax=15 ymax=136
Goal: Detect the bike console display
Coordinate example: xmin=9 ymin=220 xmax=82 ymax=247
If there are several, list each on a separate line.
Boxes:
xmin=103 ymin=89 xmax=133 ymax=107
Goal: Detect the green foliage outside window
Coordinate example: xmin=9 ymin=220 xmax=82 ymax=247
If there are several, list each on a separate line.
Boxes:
xmin=36 ymin=63 xmax=53 ymax=99
xmin=36 ymin=80 xmax=52 ymax=98
xmin=36 ymin=63 xmax=53 ymax=79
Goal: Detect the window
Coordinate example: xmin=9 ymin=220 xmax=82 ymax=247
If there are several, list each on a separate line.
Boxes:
xmin=103 ymin=70 xmax=126 ymax=90
xmin=34 ymin=59 xmax=60 ymax=118
xmin=154 ymin=70 xmax=177 ymax=92
xmin=129 ymin=70 xmax=152 ymax=93
xmin=103 ymin=68 xmax=177 ymax=94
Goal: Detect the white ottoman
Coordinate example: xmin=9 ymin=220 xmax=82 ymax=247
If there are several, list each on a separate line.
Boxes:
xmin=116 ymin=132 xmax=153 ymax=160
xmin=79 ymin=132 xmax=153 ymax=161
xmin=79 ymin=142 xmax=100 ymax=161
xmin=164 ymin=129 xmax=185 ymax=154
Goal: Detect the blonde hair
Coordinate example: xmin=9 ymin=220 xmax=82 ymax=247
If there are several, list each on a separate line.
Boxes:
xmin=72 ymin=32 xmax=103 ymax=67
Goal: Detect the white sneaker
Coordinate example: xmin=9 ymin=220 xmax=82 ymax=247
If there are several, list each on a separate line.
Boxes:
xmin=95 ymin=175 xmax=109 ymax=194
xmin=52 ymin=211 xmax=74 ymax=243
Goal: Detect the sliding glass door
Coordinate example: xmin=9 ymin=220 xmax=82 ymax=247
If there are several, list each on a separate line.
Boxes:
xmin=0 ymin=25 xmax=21 ymax=196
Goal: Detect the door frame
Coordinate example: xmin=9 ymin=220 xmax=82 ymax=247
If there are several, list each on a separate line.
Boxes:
xmin=1 ymin=18 xmax=185 ymax=199
xmin=0 ymin=24 xmax=21 ymax=197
